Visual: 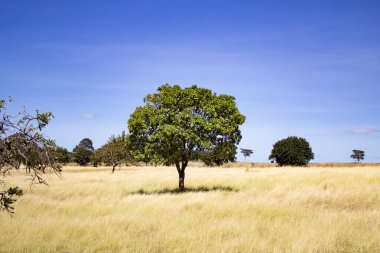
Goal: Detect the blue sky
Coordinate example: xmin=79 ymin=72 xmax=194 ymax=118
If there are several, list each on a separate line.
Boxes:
xmin=1 ymin=0 xmax=379 ymax=162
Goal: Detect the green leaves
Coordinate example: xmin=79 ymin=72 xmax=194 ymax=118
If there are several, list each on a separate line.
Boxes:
xmin=269 ymin=136 xmax=314 ymax=166
xmin=351 ymin=150 xmax=365 ymax=162
xmin=240 ymin=148 xmax=254 ymax=160
xmin=36 ymin=111 xmax=54 ymax=131
xmin=73 ymin=138 xmax=94 ymax=166
xmin=0 ymin=186 xmax=23 ymax=213
xmin=128 ymin=84 xmax=246 ymax=167
xmin=94 ymin=132 xmax=133 ymax=171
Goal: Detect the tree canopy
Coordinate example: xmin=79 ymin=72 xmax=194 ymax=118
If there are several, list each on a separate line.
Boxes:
xmin=53 ymin=146 xmax=72 ymax=165
xmin=127 ymin=84 xmax=245 ymax=190
xmin=269 ymin=136 xmax=314 ymax=166
xmin=79 ymin=138 xmax=95 ymax=152
xmin=94 ymin=132 xmax=132 ymax=172
xmin=240 ymin=148 xmax=253 ymax=160
xmin=351 ymin=149 xmax=365 ymax=162
xmin=73 ymin=138 xmax=94 ymax=166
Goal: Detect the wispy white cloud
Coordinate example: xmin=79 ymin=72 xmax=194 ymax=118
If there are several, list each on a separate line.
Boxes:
xmin=346 ymin=128 xmax=379 ymax=134
xmin=81 ymin=113 xmax=95 ymax=120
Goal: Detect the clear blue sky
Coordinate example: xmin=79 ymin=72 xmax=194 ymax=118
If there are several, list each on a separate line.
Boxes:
xmin=1 ymin=0 xmax=379 ymax=162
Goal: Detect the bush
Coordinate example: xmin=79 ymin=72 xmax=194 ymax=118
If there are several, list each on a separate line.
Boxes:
xmin=269 ymin=136 xmax=314 ymax=166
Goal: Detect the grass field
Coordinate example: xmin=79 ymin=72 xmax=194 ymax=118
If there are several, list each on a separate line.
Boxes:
xmin=1 ymin=165 xmax=380 ymax=252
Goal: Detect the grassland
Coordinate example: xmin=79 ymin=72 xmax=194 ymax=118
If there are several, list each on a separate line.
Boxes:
xmin=1 ymin=165 xmax=380 ymax=252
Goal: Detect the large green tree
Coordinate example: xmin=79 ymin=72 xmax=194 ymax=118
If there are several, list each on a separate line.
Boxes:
xmin=269 ymin=136 xmax=314 ymax=166
xmin=127 ymin=84 xmax=246 ymax=191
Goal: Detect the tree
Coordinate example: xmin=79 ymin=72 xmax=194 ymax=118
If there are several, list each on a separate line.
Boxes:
xmin=0 ymin=132 xmax=55 ymax=174
xmin=240 ymin=148 xmax=253 ymax=160
xmin=0 ymin=97 xmax=60 ymax=212
xmin=269 ymin=136 xmax=314 ymax=166
xmin=73 ymin=138 xmax=94 ymax=166
xmin=78 ymin=138 xmax=95 ymax=153
xmin=15 ymin=139 xmax=57 ymax=173
xmin=351 ymin=149 xmax=364 ymax=162
xmin=127 ymin=84 xmax=246 ymax=191
xmin=1 ymin=133 xmax=24 ymax=170
xmin=95 ymin=132 xmax=133 ymax=173
xmin=54 ymin=146 xmax=71 ymax=165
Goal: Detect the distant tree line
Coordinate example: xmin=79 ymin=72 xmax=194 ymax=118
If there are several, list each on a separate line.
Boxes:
xmin=0 ymin=84 xmax=369 ymax=212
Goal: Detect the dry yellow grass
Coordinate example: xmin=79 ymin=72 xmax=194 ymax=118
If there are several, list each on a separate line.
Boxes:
xmin=1 ymin=165 xmax=380 ymax=252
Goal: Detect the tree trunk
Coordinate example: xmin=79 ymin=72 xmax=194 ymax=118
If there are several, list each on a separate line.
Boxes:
xmin=112 ymin=164 xmax=117 ymax=173
xmin=176 ymin=162 xmax=187 ymax=191
xmin=179 ymin=170 xmax=185 ymax=191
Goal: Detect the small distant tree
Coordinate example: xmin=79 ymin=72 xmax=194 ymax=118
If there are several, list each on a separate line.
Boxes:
xmin=95 ymin=132 xmax=133 ymax=173
xmin=73 ymin=138 xmax=94 ymax=166
xmin=127 ymin=84 xmax=246 ymax=191
xmin=78 ymin=138 xmax=94 ymax=152
xmin=240 ymin=148 xmax=253 ymax=160
xmin=269 ymin=136 xmax=314 ymax=166
xmin=351 ymin=149 xmax=365 ymax=163
xmin=0 ymin=97 xmax=60 ymax=212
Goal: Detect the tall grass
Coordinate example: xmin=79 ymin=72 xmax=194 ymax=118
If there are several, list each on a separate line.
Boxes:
xmin=1 ymin=165 xmax=379 ymax=252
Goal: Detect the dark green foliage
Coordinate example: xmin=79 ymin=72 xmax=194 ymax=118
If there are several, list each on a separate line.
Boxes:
xmin=54 ymin=146 xmax=71 ymax=165
xmin=269 ymin=136 xmax=314 ymax=166
xmin=79 ymin=138 xmax=95 ymax=152
xmin=351 ymin=149 xmax=365 ymax=162
xmin=73 ymin=138 xmax=94 ymax=166
xmin=0 ymin=186 xmax=23 ymax=213
xmin=1 ymin=132 xmax=57 ymax=174
xmin=240 ymin=148 xmax=254 ymax=160
xmin=73 ymin=145 xmax=92 ymax=166
xmin=90 ymin=151 xmax=102 ymax=167
xmin=189 ymin=150 xmax=203 ymax=161
xmin=15 ymin=140 xmax=57 ymax=173
xmin=201 ymin=142 xmax=238 ymax=166
xmin=127 ymin=84 xmax=245 ymax=190
xmin=94 ymin=132 xmax=133 ymax=172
